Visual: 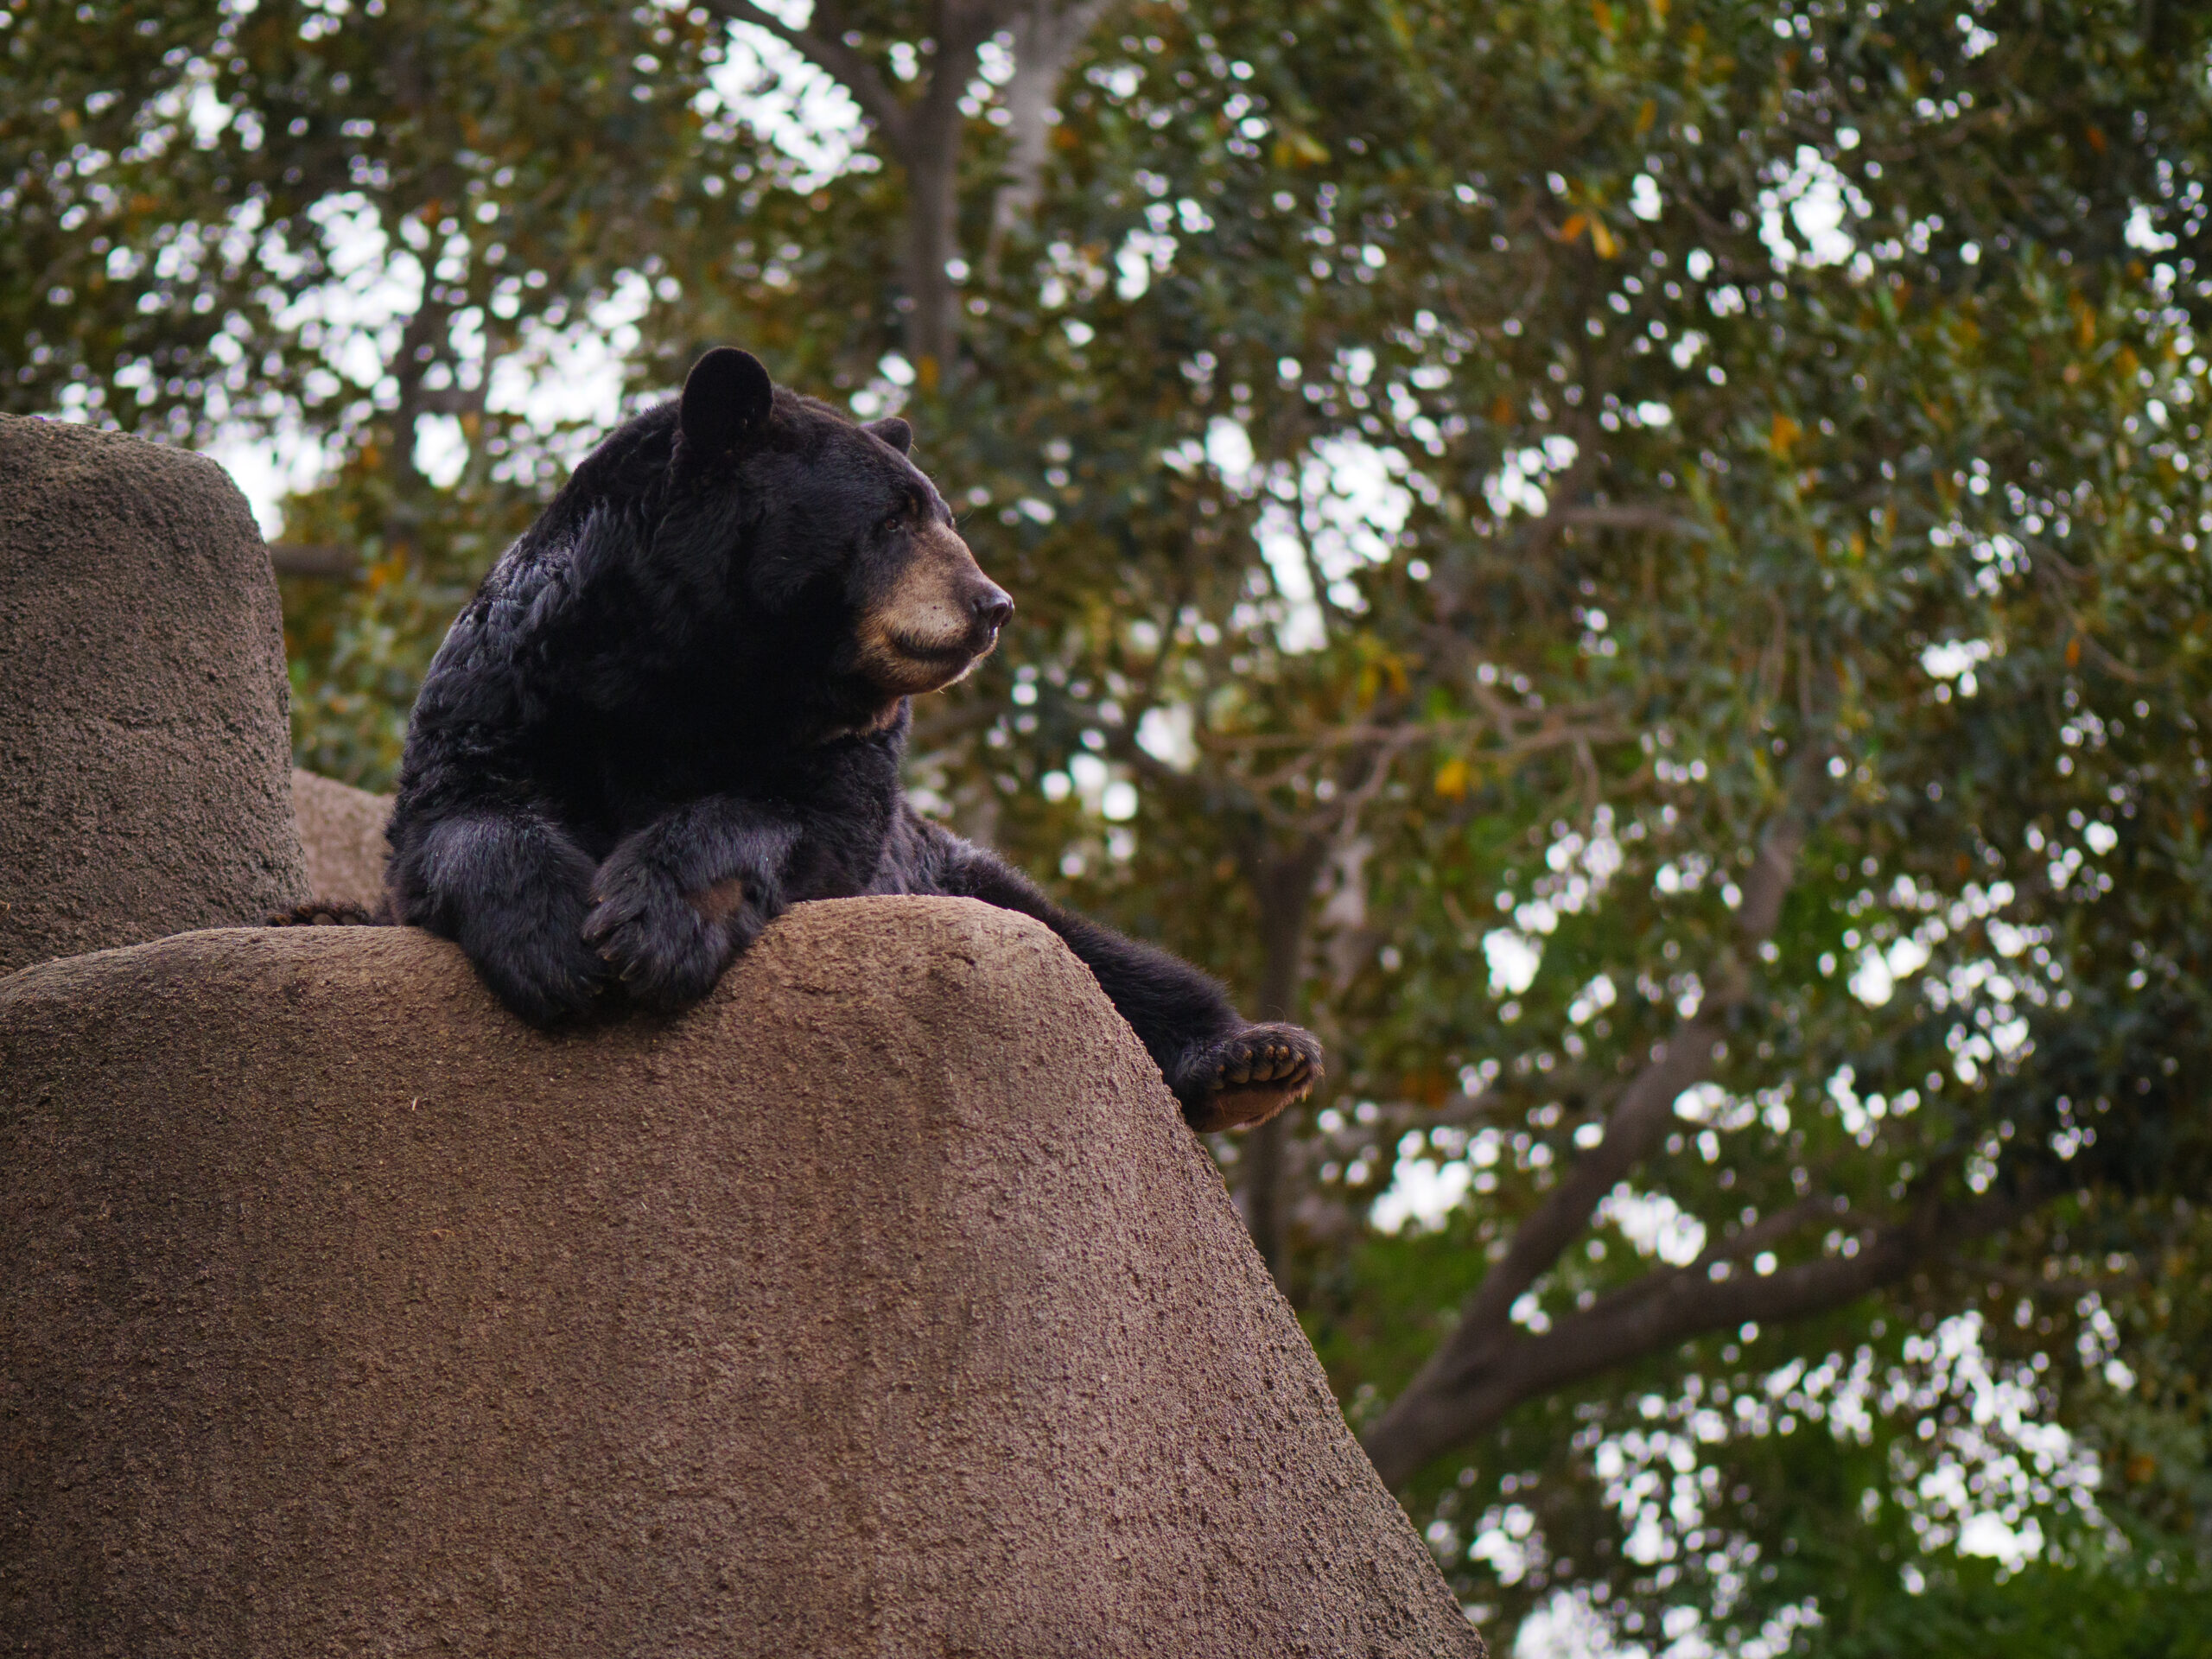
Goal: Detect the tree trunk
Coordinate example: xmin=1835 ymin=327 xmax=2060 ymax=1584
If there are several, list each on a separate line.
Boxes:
xmin=1240 ymin=840 xmax=1325 ymax=1280
xmin=379 ymin=296 xmax=451 ymax=565
xmin=701 ymin=0 xmax=1115 ymax=386
xmin=899 ymin=133 xmax=963 ymax=389
xmin=984 ymin=1 xmax=1110 ymax=277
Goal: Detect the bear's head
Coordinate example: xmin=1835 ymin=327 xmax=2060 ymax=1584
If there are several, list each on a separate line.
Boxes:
xmin=670 ymin=346 xmax=1013 ymax=707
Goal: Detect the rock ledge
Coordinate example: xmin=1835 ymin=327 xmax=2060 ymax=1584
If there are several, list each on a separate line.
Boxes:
xmin=1 ymin=896 xmax=1483 ymax=1658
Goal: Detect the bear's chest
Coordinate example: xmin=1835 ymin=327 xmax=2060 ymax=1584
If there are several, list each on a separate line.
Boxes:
xmin=572 ymin=724 xmax=905 ymax=881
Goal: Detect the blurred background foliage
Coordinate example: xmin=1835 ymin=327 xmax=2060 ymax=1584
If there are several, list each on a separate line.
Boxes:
xmin=8 ymin=0 xmax=2212 ymax=1649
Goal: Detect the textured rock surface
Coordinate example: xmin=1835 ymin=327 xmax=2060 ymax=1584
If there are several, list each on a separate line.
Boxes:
xmin=291 ymin=767 xmax=392 ymax=909
xmin=0 ymin=896 xmax=1484 ymax=1659
xmin=0 ymin=415 xmax=308 ymax=973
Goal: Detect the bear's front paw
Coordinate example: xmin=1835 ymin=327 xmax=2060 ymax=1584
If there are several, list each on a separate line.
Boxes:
xmin=467 ymin=916 xmax=611 ymax=1028
xmin=1175 ymin=1022 xmax=1325 ymax=1133
xmin=582 ymin=861 xmax=752 ymax=1014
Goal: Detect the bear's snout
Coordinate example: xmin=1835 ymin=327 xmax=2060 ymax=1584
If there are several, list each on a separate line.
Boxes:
xmin=854 ymin=523 xmax=1014 ymax=694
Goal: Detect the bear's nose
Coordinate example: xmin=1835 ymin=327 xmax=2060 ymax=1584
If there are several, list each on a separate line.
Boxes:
xmin=972 ymin=587 xmax=1014 ymax=632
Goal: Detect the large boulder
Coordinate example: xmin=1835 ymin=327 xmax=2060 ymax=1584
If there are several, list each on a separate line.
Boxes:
xmin=0 ymin=897 xmax=1484 ymax=1658
xmin=0 ymin=416 xmax=308 ymax=972
xmin=290 ymin=767 xmax=393 ymax=910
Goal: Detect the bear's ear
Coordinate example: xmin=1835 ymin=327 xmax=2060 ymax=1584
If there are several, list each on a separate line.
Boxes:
xmin=864 ymin=416 xmax=913 ymax=455
xmin=680 ymin=347 xmax=775 ymax=457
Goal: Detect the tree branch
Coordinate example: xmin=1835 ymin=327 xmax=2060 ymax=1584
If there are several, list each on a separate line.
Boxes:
xmin=1359 ymin=801 xmax=1808 ymax=1484
xmin=1196 ymin=713 xmax=1625 ymax=753
xmin=1552 ymin=505 xmax=1713 ymax=540
xmin=267 ymin=543 xmax=358 ymax=579
xmin=1363 ymin=1193 xmax=2018 ymax=1486
xmin=1402 ymin=1016 xmax=1725 ymax=1377
xmin=411 ymin=385 xmax=484 ymax=416
xmin=699 ymin=0 xmax=912 ymax=149
xmin=986 ymin=0 xmax=1116 ymax=270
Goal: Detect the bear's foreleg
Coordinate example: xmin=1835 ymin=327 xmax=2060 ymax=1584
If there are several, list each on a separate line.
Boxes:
xmin=922 ymin=841 xmax=1322 ymax=1131
xmin=391 ymin=808 xmax=608 ymax=1027
xmin=582 ymin=799 xmax=801 ymax=1014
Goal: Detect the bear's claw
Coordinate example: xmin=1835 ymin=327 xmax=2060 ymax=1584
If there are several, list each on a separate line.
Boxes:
xmin=581 ymin=866 xmax=729 ymax=1014
xmin=471 ymin=932 xmax=610 ymax=1027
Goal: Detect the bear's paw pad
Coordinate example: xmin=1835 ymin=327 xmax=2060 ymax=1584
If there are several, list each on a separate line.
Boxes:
xmin=1184 ymin=1023 xmax=1324 ymax=1133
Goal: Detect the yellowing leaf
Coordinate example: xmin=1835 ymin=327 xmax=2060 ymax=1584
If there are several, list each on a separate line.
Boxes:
xmin=1590 ymin=217 xmax=1619 ymax=258
xmin=1434 ymin=758 xmax=1471 ymax=799
xmin=1592 ymin=0 xmax=1615 ymax=35
xmin=1769 ymin=412 xmax=1802 ymax=457
xmin=1634 ymin=98 xmax=1656 ymax=137
xmin=1491 ymin=393 xmax=1516 ymax=424
xmin=1407 ymin=1070 xmax=1451 ymax=1107
xmin=1274 ymin=130 xmax=1331 ymax=168
xmin=1560 ymin=213 xmax=1589 ymax=245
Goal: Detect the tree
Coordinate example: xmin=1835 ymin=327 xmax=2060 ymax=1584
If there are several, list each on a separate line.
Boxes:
xmin=11 ymin=0 xmax=2212 ymax=1647
xmin=697 ymin=0 xmax=1114 ymax=383
xmin=689 ymin=2 xmax=2212 ymax=1641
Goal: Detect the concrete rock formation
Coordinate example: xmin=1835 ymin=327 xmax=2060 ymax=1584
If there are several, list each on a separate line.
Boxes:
xmin=1 ymin=897 xmax=1485 ymax=1658
xmin=0 ymin=415 xmax=308 ymax=973
xmin=291 ymin=767 xmax=393 ymax=910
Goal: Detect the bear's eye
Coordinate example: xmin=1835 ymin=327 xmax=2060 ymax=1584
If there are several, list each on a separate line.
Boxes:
xmin=880 ymin=498 xmax=918 ymax=534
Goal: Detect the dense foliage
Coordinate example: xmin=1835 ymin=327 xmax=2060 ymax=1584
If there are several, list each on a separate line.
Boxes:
xmin=9 ymin=0 xmax=2210 ymax=1649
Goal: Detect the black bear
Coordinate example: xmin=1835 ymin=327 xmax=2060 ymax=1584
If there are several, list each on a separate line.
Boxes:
xmin=382 ymin=347 xmax=1320 ymax=1132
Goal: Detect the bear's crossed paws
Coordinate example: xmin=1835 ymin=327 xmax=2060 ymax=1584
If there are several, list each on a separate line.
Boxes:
xmin=1176 ymin=1022 xmax=1325 ymax=1133
xmin=582 ymin=859 xmax=769 ymax=1014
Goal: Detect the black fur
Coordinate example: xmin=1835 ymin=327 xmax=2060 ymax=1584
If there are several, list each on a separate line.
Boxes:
xmin=384 ymin=349 xmax=1320 ymax=1131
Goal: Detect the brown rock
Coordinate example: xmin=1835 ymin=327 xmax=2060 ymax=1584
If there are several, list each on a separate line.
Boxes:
xmin=0 ymin=415 xmax=308 ymax=973
xmin=0 ymin=896 xmax=1484 ymax=1658
xmin=290 ymin=767 xmax=393 ymax=909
